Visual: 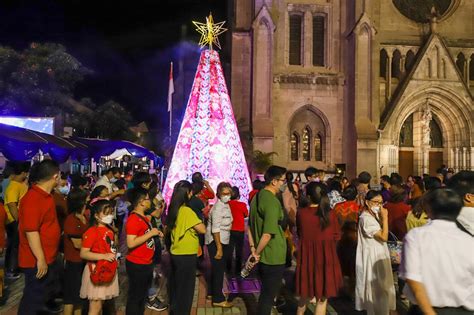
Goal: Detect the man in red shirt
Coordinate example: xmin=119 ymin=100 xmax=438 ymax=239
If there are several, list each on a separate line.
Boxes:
xmin=18 ymin=160 xmax=62 ymax=314
xmin=226 ymin=186 xmax=249 ymax=276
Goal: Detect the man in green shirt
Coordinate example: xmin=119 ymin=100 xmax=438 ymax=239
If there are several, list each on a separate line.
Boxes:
xmin=249 ymin=165 xmax=287 ymax=315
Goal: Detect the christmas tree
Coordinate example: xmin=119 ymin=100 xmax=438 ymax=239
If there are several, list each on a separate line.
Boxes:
xmin=162 ymin=16 xmax=252 ymax=203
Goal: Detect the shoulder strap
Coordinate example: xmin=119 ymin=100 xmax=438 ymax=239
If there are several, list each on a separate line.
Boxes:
xmin=131 ymin=212 xmax=153 ymax=230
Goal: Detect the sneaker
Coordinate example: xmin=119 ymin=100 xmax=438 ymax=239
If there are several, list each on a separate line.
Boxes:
xmin=212 ymin=301 xmax=233 ymax=308
xmin=146 ymin=299 xmax=168 ymax=312
xmin=5 ymin=272 xmax=21 ymax=280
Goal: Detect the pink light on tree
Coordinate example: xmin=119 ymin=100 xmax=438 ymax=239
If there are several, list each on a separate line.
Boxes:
xmin=162 ymin=49 xmax=252 ymax=204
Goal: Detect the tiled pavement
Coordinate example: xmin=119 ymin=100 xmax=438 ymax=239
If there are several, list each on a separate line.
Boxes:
xmin=0 ymin=230 xmax=408 ymax=315
xmin=0 ymin=262 xmax=409 ymax=315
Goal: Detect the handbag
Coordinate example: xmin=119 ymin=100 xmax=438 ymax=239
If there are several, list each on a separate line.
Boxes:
xmin=89 ymin=259 xmax=118 ymax=285
xmin=89 ymin=227 xmax=117 ymax=285
xmin=387 ymin=231 xmax=403 ymax=265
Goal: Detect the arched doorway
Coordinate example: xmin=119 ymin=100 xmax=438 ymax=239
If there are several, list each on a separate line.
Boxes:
xmin=398 ymin=112 xmax=445 ymax=178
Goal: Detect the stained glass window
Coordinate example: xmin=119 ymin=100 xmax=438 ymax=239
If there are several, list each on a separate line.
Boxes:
xmin=291 ymin=132 xmax=299 ymax=161
xmin=430 ymin=119 xmax=443 ymax=148
xmin=315 ymin=134 xmax=322 ymax=161
xmin=302 ymin=127 xmax=311 ymax=161
xmin=400 ymin=114 xmax=413 ymax=147
xmin=392 ymin=0 xmax=452 ymax=23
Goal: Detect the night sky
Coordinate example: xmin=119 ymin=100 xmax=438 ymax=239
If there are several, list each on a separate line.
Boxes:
xmin=0 ymin=0 xmax=228 ymax=130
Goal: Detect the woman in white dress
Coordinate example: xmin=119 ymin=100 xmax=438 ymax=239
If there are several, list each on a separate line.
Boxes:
xmin=355 ymin=190 xmax=396 ymax=315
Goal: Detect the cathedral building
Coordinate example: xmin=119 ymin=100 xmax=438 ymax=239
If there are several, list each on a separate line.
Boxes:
xmin=230 ymin=0 xmax=474 ymax=181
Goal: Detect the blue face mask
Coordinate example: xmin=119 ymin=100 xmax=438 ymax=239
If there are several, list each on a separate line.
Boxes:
xmin=58 ymin=185 xmax=70 ymax=195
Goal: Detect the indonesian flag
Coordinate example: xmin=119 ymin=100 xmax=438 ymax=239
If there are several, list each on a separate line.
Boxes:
xmin=168 ymin=62 xmax=174 ymax=112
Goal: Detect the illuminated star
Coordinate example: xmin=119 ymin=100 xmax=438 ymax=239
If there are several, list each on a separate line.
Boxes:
xmin=192 ymin=13 xmax=227 ymax=50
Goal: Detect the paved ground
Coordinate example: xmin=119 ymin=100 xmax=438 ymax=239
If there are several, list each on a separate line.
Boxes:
xmin=0 ymin=230 xmax=409 ymax=315
xmin=0 ymin=258 xmax=409 ymax=315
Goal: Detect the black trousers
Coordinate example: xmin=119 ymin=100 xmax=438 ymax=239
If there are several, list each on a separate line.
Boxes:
xmin=18 ymin=263 xmax=58 ymax=315
xmin=227 ymin=231 xmax=245 ymax=275
xmin=408 ymin=305 xmax=474 ymax=315
xmin=126 ymin=260 xmax=154 ymax=315
xmin=5 ymin=221 xmax=19 ymax=273
xmin=257 ymin=263 xmax=285 ymax=315
xmin=207 ymin=241 xmax=230 ymax=303
xmin=170 ymin=254 xmax=197 ymax=315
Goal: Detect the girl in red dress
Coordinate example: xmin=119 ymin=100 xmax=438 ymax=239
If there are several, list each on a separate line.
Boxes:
xmin=80 ymin=199 xmax=119 ymax=315
xmin=296 ymin=182 xmax=343 ymax=315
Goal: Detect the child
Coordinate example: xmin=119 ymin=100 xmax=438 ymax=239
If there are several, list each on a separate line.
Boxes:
xmin=80 ymin=200 xmax=119 ymax=315
xmin=125 ymin=188 xmax=163 ymax=315
xmin=63 ymin=188 xmax=89 ymax=315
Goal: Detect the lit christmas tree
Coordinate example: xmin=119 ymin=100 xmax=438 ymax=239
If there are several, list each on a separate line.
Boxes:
xmin=163 ymin=15 xmax=252 ymax=203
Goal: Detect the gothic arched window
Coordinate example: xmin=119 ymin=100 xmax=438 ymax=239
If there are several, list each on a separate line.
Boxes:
xmin=399 ymin=114 xmax=413 ymax=147
xmin=392 ymin=49 xmax=402 ymax=79
xmin=456 ymin=52 xmax=466 ymax=79
xmin=405 ymin=50 xmax=415 ymax=72
xmin=430 ymin=119 xmax=443 ymax=148
xmin=314 ymin=133 xmax=322 ymax=161
xmin=290 ymin=132 xmax=299 ymax=161
xmin=302 ymin=127 xmax=311 ymax=161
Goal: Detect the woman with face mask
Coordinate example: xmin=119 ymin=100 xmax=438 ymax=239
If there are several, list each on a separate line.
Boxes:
xmin=205 ymin=182 xmax=234 ymax=308
xmin=355 ymin=190 xmax=396 ymax=315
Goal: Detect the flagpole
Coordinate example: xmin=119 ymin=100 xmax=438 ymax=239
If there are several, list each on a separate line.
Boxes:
xmin=169 ymin=101 xmax=172 ymax=138
xmin=168 ymin=62 xmax=174 ymax=138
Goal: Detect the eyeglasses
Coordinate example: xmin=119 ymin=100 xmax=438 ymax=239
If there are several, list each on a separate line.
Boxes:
xmin=369 ymin=200 xmax=383 ymax=205
xmin=277 ymin=178 xmax=287 ymax=183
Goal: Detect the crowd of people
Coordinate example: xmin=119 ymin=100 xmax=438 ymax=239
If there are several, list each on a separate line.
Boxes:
xmin=0 ymin=160 xmax=473 ymax=315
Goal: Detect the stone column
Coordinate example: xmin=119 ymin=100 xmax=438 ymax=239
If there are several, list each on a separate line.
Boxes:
xmin=471 ymin=147 xmax=474 ymax=171
xmin=304 ymin=10 xmax=312 ymax=68
xmin=455 ymin=148 xmax=460 ymax=172
xmin=463 ymin=147 xmax=467 ymax=171
xmin=386 ymin=54 xmax=392 ymax=101
xmin=450 ymin=148 xmax=455 ymax=170
xmin=464 ymin=56 xmax=471 ymax=87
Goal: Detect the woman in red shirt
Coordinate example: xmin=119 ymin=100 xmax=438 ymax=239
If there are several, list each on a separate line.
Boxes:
xmin=334 ymin=185 xmax=360 ymax=294
xmin=125 ymin=188 xmax=163 ymax=315
xmin=80 ymin=199 xmax=119 ymax=315
xmin=226 ymin=186 xmax=249 ymax=276
xmin=385 ymin=185 xmax=411 ymax=240
xmin=63 ymin=188 xmax=89 ymax=315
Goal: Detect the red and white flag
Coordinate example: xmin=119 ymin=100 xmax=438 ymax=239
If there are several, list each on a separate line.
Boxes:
xmin=168 ymin=62 xmax=174 ymax=112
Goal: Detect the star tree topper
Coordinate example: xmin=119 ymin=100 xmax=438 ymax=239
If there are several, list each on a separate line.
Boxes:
xmin=192 ymin=13 xmax=227 ymax=50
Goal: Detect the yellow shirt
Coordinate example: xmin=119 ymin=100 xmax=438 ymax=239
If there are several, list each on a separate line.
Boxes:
xmin=171 ymin=206 xmax=201 ymax=255
xmin=4 ymin=180 xmax=28 ymax=224
xmin=406 ymin=210 xmax=429 ymax=231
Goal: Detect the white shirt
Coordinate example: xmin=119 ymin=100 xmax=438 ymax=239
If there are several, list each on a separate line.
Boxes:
xmin=205 ymin=200 xmax=233 ymax=245
xmin=458 ymin=206 xmax=474 ymax=236
xmin=400 ymin=220 xmax=474 ymax=310
xmin=94 ymin=175 xmax=113 ymax=194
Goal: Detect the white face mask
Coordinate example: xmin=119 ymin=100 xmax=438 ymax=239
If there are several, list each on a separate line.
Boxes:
xmin=100 ymin=214 xmax=114 ymax=225
xmin=220 ymin=195 xmax=231 ymax=203
xmin=279 ymin=183 xmax=287 ymax=193
xmin=371 ymin=206 xmax=380 ymax=213
xmin=109 ymin=177 xmax=117 ymax=183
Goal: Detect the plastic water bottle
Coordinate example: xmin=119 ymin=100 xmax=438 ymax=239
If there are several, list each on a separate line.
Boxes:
xmin=240 ymin=256 xmax=257 ymax=278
